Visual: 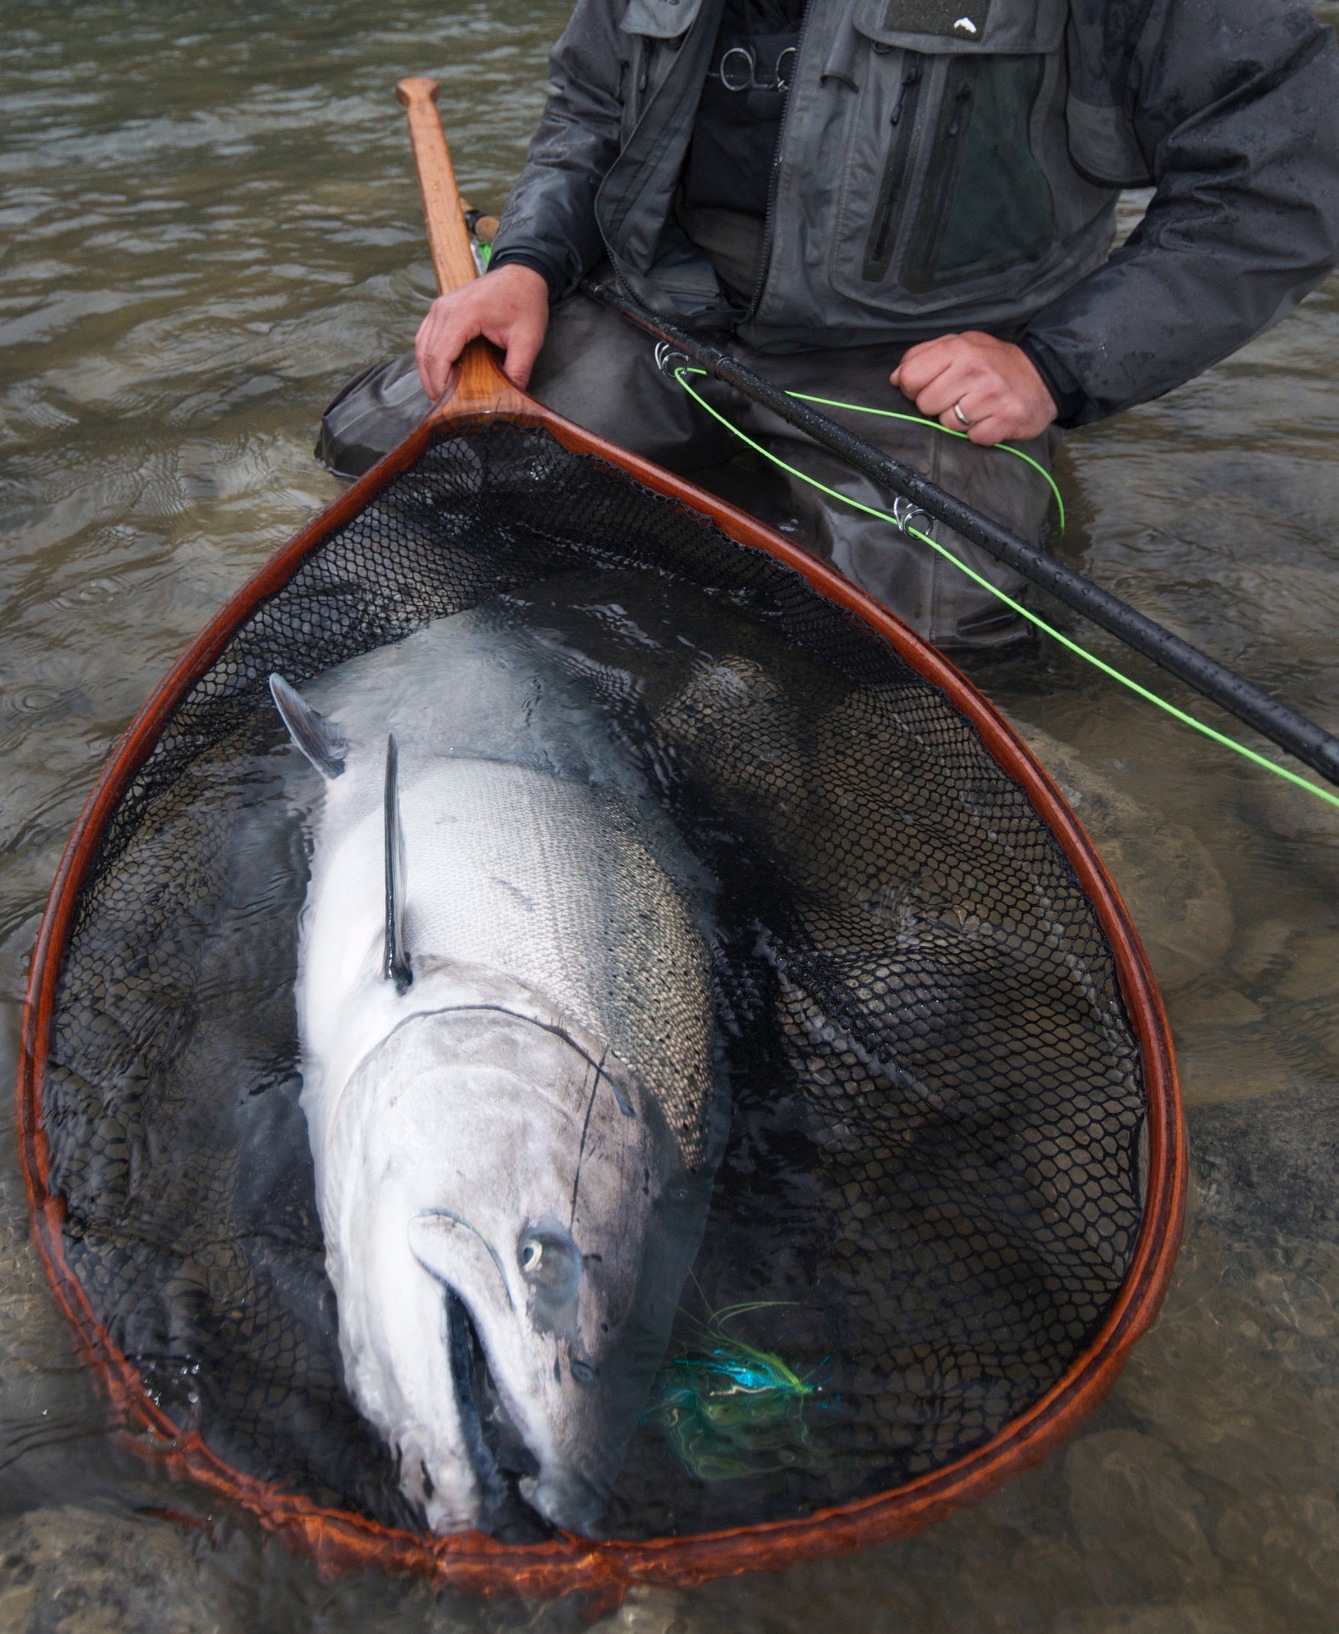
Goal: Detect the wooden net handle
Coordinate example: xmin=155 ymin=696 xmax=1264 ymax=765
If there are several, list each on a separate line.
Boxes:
xmin=394 ymin=77 xmax=527 ymax=413
xmin=395 ymin=77 xmax=477 ymax=296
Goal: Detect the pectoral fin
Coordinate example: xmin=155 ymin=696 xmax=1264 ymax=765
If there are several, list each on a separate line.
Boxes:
xmin=385 ymin=734 xmax=413 ymax=992
xmin=269 ymin=673 xmax=347 ymax=778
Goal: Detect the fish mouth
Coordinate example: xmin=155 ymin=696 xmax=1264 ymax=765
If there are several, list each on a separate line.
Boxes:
xmin=445 ymin=1290 xmax=550 ymax=1543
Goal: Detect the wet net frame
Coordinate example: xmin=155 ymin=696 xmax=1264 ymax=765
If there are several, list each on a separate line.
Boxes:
xmin=16 ymin=83 xmax=1184 ymax=1602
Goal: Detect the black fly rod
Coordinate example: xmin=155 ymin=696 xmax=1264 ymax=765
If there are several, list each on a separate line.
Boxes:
xmin=583 ymin=277 xmax=1339 ymax=792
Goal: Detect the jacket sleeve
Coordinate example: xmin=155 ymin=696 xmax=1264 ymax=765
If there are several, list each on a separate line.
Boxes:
xmin=488 ymin=0 xmax=629 ymax=298
xmin=1021 ymin=0 xmax=1339 ymax=426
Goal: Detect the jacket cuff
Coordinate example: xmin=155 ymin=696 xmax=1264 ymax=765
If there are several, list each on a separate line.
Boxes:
xmin=1016 ymin=334 xmax=1091 ymax=429
xmin=487 ymin=249 xmax=566 ymax=302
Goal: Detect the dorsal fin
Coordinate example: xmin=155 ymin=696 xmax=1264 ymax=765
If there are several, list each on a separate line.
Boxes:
xmin=384 ymin=734 xmax=412 ymax=992
xmin=269 ymin=673 xmax=347 ymax=779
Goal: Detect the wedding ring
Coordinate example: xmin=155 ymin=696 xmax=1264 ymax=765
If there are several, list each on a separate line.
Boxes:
xmin=952 ymin=401 xmax=974 ymax=429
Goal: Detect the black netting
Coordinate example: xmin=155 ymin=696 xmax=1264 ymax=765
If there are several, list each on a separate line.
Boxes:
xmin=43 ymin=422 xmax=1146 ymax=1541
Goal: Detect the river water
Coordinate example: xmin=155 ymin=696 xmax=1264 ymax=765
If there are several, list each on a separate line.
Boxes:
xmin=1 ymin=3 xmax=1337 ymax=1630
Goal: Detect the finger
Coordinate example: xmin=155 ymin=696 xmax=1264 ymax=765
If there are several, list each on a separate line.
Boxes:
xmin=414 ymin=318 xmax=443 ymax=400
xmin=421 ymin=345 xmax=454 ymax=402
xmin=421 ymin=311 xmax=478 ymax=400
xmin=915 ymin=366 xmax=977 ymax=422
xmin=415 ymin=309 xmax=455 ymax=400
xmin=965 ymin=415 xmax=1009 ymax=447
xmin=892 ymin=336 xmax=966 ymax=398
xmin=499 ymin=312 xmax=548 ymax=390
xmin=936 ymin=405 xmax=983 ymax=437
xmin=893 ymin=348 xmax=955 ymax=402
xmin=948 ymin=412 xmax=1001 ymax=446
xmin=493 ymin=303 xmax=549 ymax=385
xmin=891 ymin=335 xmax=947 ymax=378
xmin=963 ymin=387 xmax=1053 ymax=444
xmin=937 ymin=405 xmax=1010 ymax=447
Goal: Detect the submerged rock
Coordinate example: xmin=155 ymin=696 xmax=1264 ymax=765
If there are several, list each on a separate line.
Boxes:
xmin=1191 ymin=1083 xmax=1339 ymax=1252
xmin=589 ymin=1586 xmax=691 ymax=1634
xmin=0 ymin=1506 xmax=238 ymax=1634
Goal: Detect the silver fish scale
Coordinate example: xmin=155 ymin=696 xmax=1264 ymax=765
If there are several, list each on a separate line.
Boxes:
xmin=397 ymin=758 xmax=714 ymax=1169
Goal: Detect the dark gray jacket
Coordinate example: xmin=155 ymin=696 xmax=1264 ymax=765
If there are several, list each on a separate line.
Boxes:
xmin=491 ymin=0 xmax=1339 ymax=423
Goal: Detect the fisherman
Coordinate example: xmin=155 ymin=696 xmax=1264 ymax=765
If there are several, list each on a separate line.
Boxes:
xmin=326 ymin=0 xmax=1339 ymax=652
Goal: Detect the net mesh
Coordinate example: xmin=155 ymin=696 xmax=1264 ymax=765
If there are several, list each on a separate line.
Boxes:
xmin=42 ymin=422 xmax=1146 ymax=1541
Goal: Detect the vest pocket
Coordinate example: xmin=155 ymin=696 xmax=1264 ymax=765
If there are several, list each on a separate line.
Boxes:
xmin=620 ymin=0 xmax=705 ymax=38
xmin=619 ymin=0 xmax=708 ymax=136
xmin=829 ymin=0 xmax=1065 ymax=310
xmin=901 ymin=53 xmax=1054 ymax=292
xmin=861 ymin=53 xmax=926 ymax=283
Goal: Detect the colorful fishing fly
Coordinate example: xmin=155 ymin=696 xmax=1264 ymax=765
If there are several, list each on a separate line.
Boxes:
xmin=645 ymin=1302 xmax=835 ymax=1481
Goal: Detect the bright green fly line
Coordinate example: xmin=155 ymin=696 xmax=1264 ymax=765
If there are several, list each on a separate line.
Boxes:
xmin=787 ymin=390 xmax=1067 ymax=532
xmin=672 ymin=367 xmax=1339 ymax=812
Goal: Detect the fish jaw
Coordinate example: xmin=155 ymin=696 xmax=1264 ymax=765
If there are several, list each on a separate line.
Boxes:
xmin=322 ymin=1006 xmax=701 ymax=1537
xmin=327 ymin=1185 xmax=481 ymax=1533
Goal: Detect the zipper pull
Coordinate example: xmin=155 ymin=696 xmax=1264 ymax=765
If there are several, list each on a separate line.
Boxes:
xmin=946 ymin=81 xmax=973 ymax=138
xmin=890 ymin=62 xmax=923 ymax=127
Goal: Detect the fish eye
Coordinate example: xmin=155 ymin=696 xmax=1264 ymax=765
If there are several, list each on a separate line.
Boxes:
xmin=517 ymin=1229 xmax=580 ymax=1293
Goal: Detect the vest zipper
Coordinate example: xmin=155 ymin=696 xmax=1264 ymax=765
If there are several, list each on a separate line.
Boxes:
xmin=863 ymin=53 xmax=925 ymax=282
xmin=743 ymin=3 xmax=812 ymax=322
xmin=890 ymin=60 xmax=923 ymax=126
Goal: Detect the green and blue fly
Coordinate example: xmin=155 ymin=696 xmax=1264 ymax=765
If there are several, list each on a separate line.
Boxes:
xmin=645 ymin=1301 xmax=836 ymax=1481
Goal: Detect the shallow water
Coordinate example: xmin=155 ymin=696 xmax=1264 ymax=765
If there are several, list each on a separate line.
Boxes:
xmin=1 ymin=2 xmax=1337 ymax=1629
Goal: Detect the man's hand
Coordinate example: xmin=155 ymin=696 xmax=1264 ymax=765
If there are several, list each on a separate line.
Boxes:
xmin=890 ymin=332 xmax=1057 ymax=445
xmin=415 ymin=263 xmax=550 ymax=399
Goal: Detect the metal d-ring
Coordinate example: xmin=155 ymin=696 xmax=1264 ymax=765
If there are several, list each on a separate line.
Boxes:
xmin=718 ymin=45 xmax=756 ymax=92
xmin=713 ymin=42 xmax=798 ymax=93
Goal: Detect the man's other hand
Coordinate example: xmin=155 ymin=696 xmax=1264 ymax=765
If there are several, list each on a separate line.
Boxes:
xmin=415 ymin=263 xmax=550 ymax=400
xmin=891 ymin=332 xmax=1057 ymax=445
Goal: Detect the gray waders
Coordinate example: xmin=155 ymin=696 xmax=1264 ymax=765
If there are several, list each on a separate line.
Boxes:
xmin=317 ymin=290 xmax=1061 ymax=653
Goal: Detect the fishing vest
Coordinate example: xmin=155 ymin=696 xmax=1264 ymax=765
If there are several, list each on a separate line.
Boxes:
xmin=599 ymin=0 xmax=1136 ymax=348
